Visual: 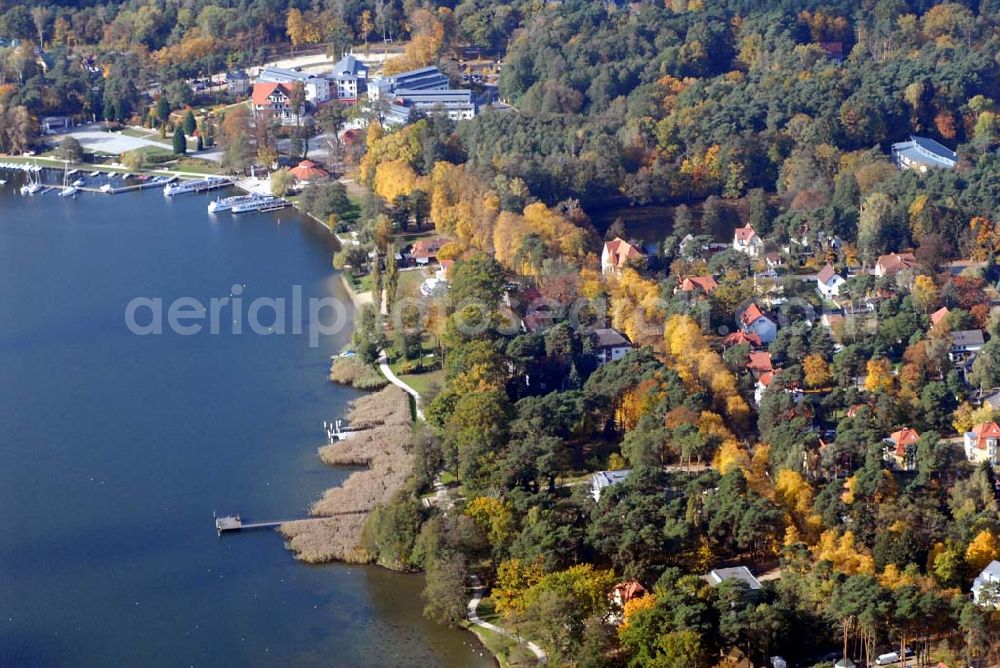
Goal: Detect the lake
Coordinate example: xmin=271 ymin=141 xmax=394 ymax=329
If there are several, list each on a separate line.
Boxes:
xmin=0 ymin=172 xmax=492 ymax=667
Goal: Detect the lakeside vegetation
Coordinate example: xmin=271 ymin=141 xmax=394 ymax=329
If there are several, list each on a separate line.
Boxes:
xmin=7 ymin=0 xmax=1000 ymax=665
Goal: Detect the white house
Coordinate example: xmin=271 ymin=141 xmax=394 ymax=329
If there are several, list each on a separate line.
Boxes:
xmin=964 ymin=422 xmax=1000 ymax=466
xmin=733 ymin=223 xmax=764 ymax=257
xmin=740 ymin=303 xmax=778 ymax=344
xmin=949 ymin=329 xmax=985 ymax=363
xmin=601 ymin=237 xmax=644 ymax=276
xmin=815 ymin=264 xmax=846 ymax=299
xmin=592 ymin=327 xmax=633 ymax=365
xmin=591 ymin=469 xmax=632 ymax=501
xmin=973 ymin=560 xmax=1000 ymax=607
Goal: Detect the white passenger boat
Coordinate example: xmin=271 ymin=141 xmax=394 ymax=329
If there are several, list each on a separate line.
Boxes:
xmin=231 ymin=196 xmax=288 ymax=213
xmin=208 ymin=194 xmax=264 ymax=213
xmin=163 ymin=176 xmax=230 ymax=196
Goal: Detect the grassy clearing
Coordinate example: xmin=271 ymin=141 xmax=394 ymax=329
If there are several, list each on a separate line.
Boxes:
xmin=396 ymin=266 xmax=429 ymax=299
xmin=398 ymin=368 xmax=444 ymax=398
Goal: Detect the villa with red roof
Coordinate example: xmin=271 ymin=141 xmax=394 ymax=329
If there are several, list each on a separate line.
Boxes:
xmin=739 ymin=303 xmax=778 ymax=344
xmin=885 ymin=427 xmax=920 ymax=470
xmin=722 ymin=330 xmax=763 ymax=348
xmin=964 ymin=422 xmax=1000 ymax=466
xmin=733 ymin=223 xmax=764 ymax=257
xmin=251 ymin=81 xmax=294 ymax=120
xmin=601 ymin=237 xmax=644 ymax=276
xmin=678 ymin=275 xmax=718 ymax=295
xmin=874 ymin=252 xmax=918 ymax=277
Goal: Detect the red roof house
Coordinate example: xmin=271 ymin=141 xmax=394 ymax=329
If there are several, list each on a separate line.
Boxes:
xmin=679 ymin=275 xmax=719 ymax=295
xmin=601 ymin=237 xmax=644 ymax=276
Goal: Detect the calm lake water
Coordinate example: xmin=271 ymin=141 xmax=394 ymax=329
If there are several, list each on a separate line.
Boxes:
xmin=0 ymin=173 xmax=492 ymax=667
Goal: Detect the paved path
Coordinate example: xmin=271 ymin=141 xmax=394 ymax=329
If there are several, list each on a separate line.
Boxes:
xmin=467 ymin=575 xmax=547 ymax=663
xmin=378 ymin=351 xmax=424 ymax=420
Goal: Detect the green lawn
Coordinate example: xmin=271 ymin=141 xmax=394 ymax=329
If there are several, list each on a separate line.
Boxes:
xmin=396 ymin=267 xmax=430 ymax=299
xmin=399 ymin=368 xmax=444 ymax=398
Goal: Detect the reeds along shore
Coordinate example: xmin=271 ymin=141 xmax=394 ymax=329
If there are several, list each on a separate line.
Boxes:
xmin=280 ymin=386 xmax=412 ymax=564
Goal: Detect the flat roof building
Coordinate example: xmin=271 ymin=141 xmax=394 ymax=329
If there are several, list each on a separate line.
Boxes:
xmin=891 ymin=135 xmax=957 ymax=172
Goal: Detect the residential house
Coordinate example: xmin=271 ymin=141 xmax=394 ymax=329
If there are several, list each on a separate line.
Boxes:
xmin=754 ymin=372 xmax=804 ymax=407
xmin=251 ymin=82 xmax=294 ymax=120
xmin=328 ymin=54 xmax=368 ymax=103
xmin=891 ymin=135 xmax=958 ymax=172
xmin=678 ymin=275 xmax=718 ymax=296
xmin=722 ymin=330 xmax=762 ymax=349
xmin=930 ymin=307 xmax=950 ymax=327
xmin=591 ymin=469 xmax=632 ymax=501
xmin=884 ymin=427 xmax=920 ymax=470
xmin=765 ymin=251 xmax=785 ymax=269
xmin=874 ymin=252 xmax=918 ymax=277
xmin=815 ymin=264 xmax=847 ymax=299
xmin=226 ymin=70 xmax=250 ymax=96
xmin=739 ymin=303 xmax=778 ymax=344
xmin=949 ymin=329 xmax=985 ymax=363
xmin=972 ymin=561 xmax=1000 ymax=607
xmin=411 ymin=237 xmax=447 ymax=265
xmin=601 ymin=237 xmax=644 ymax=276
xmin=747 ymin=351 xmax=773 ymax=376
xmin=703 ymin=566 xmax=762 ymax=599
xmin=964 ymin=422 xmax=1000 ymax=466
xmin=606 ymin=579 xmax=647 ymax=625
xmin=258 ymin=66 xmax=331 ymax=103
xmin=733 ymin=223 xmax=764 ymax=257
xmin=592 ymin=327 xmax=634 ymax=365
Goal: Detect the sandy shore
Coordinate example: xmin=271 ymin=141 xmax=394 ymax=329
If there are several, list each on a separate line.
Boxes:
xmin=280 ymin=385 xmax=412 ymax=564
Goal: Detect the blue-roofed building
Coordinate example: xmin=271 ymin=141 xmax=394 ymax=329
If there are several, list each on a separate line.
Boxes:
xmin=328 ymin=54 xmax=368 ymax=104
xmin=369 ymin=66 xmax=450 ymax=101
xmin=590 ymin=469 xmax=632 ymax=501
xmin=891 ymin=135 xmax=957 ymax=172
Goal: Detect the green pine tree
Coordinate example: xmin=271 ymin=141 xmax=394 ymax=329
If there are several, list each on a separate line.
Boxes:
xmin=182 ymin=110 xmax=197 ymax=136
xmin=172 ymin=127 xmax=187 ymax=155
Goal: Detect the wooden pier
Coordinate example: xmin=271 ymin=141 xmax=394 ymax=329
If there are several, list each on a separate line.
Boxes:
xmin=215 ymin=511 xmax=365 ymax=535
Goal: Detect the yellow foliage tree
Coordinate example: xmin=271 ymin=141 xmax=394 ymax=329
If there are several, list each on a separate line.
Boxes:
xmin=803 ymin=354 xmax=833 ymax=389
xmin=911 ymin=274 xmax=938 ymax=313
xmin=812 ymin=529 xmax=875 ymax=575
xmin=864 ymin=358 xmax=894 ymax=394
xmin=493 ymin=558 xmax=545 ymax=616
xmin=464 ymin=496 xmax=516 ymax=552
xmin=966 ymin=529 xmax=1000 ymax=572
xmin=619 ymin=594 xmax=656 ymax=634
xmin=373 ymin=159 xmax=424 ymax=202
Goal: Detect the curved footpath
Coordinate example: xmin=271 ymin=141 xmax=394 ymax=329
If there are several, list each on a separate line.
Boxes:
xmin=373 ymin=358 xmax=546 ymax=663
xmin=378 ymin=352 xmax=425 ymax=420
xmin=467 ymin=576 xmax=548 ymax=664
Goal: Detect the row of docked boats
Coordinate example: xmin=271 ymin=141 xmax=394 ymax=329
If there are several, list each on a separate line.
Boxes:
xmin=208 ymin=193 xmax=289 ymax=214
